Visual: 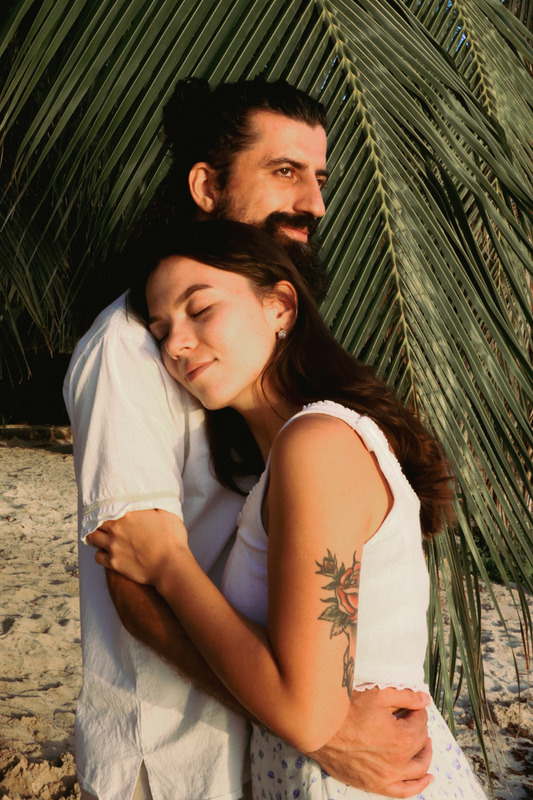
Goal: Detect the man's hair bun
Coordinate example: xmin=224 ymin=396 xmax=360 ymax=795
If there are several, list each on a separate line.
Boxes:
xmin=162 ymin=77 xmax=213 ymax=157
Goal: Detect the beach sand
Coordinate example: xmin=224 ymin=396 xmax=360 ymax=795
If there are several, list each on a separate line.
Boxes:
xmin=0 ymin=442 xmax=531 ymax=799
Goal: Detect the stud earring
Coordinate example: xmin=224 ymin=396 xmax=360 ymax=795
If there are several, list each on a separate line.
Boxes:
xmin=277 ymin=329 xmax=287 ymax=340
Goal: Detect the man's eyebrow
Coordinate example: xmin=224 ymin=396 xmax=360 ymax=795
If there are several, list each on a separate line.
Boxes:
xmin=262 ymin=156 xmax=329 ymax=179
xmin=148 ymin=283 xmax=212 ymax=323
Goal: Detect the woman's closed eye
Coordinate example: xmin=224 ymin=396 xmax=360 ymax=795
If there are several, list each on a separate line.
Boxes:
xmin=148 ymin=325 xmax=168 ymax=345
xmin=190 ymin=304 xmax=212 ymax=319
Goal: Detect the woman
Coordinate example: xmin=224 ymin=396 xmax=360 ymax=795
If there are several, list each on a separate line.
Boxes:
xmin=90 ymin=221 xmax=487 ymax=799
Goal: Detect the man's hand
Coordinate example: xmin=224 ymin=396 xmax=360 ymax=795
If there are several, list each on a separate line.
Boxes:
xmin=308 ymin=687 xmax=433 ymax=798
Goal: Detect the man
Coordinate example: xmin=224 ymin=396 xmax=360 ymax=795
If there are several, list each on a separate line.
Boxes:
xmin=64 ymin=77 xmax=433 ymax=800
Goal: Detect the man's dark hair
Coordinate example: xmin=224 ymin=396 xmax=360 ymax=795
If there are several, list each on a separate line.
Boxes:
xmin=117 ymin=78 xmax=328 ymax=301
xmin=142 ymin=77 xmax=327 ymax=223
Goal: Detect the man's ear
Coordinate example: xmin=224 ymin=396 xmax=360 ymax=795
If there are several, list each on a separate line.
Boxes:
xmin=188 ymin=162 xmax=219 ymax=216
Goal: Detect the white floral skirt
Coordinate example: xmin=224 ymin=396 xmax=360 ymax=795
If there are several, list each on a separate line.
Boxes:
xmin=250 ymin=701 xmax=487 ymax=800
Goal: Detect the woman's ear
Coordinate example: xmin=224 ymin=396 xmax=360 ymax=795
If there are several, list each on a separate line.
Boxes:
xmin=188 ymin=162 xmax=219 ymax=216
xmin=266 ymin=281 xmax=298 ymax=334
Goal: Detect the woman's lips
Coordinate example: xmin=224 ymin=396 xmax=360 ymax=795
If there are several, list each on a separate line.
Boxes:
xmin=185 ymin=361 xmax=213 ymax=382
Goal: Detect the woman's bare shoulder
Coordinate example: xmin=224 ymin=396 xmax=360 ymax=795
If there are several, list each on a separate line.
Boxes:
xmin=271 ymin=411 xmax=373 ymax=483
xmin=270 ymin=411 xmax=391 ymax=539
xmin=274 ymin=410 xmax=365 ymax=454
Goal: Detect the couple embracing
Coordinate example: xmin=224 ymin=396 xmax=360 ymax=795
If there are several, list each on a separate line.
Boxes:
xmin=65 ymin=77 xmax=486 ymax=800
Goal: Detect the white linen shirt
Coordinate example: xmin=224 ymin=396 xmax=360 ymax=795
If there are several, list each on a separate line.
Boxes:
xmin=63 ymin=294 xmax=248 ymax=800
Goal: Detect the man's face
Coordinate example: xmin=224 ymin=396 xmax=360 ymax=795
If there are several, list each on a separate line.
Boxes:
xmin=215 ymin=110 xmax=328 ymax=248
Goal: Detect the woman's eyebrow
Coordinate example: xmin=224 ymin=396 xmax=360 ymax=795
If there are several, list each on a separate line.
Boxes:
xmin=148 ymin=283 xmax=212 ymax=324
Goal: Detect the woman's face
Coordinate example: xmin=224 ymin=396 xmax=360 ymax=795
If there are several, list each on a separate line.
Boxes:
xmin=146 ymin=256 xmax=284 ymax=412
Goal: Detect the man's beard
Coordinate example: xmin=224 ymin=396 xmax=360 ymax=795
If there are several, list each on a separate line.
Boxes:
xmin=215 ymin=198 xmax=328 ymax=301
xmin=260 ymin=212 xmax=328 ymax=301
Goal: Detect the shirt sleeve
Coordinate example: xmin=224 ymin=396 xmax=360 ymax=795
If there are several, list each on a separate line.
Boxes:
xmin=64 ymin=300 xmax=189 ymax=542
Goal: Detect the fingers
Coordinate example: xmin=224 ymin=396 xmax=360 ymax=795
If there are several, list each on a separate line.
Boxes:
xmin=411 ymin=738 xmax=433 ymax=771
xmin=86 ymin=530 xmax=105 ymax=548
xmin=379 ymin=741 xmax=434 ymax=798
xmin=380 ymin=774 xmax=434 ymax=799
xmin=86 ymin=530 xmax=115 ymax=570
xmin=378 ymin=687 xmax=431 ymax=710
xmin=94 ymin=548 xmax=109 ymax=568
xmin=393 ymin=712 xmax=431 ymax=763
xmin=86 ymin=514 xmax=140 ymax=547
xmin=316 ymin=687 xmax=433 ymax=794
xmin=404 ymin=738 xmax=433 ymax=777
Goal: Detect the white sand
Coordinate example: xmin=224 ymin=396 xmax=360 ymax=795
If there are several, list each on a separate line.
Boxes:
xmin=1 ymin=442 xmax=80 ymax=799
xmin=0 ymin=442 xmax=531 ymax=799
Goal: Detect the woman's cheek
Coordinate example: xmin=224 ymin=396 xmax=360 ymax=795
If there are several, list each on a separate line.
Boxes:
xmin=162 ymin=348 xmax=183 ymax=385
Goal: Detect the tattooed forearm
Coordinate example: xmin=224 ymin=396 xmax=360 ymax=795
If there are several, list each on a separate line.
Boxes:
xmin=316 ymin=549 xmax=361 ymax=696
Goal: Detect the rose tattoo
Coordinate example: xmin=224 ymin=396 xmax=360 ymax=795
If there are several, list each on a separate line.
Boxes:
xmin=316 ymin=549 xmax=361 ymax=695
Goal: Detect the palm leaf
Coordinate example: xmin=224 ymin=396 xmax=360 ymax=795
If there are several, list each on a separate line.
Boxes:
xmin=1 ymin=0 xmax=532 ymax=784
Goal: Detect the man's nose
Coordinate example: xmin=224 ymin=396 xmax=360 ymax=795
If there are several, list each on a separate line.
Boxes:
xmin=294 ymin=176 xmax=326 ymax=219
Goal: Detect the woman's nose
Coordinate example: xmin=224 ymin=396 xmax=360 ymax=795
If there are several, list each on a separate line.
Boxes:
xmin=164 ymin=326 xmax=194 ymax=359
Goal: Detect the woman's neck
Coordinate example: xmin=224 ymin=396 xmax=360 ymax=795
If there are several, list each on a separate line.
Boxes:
xmin=238 ymin=398 xmax=301 ymax=463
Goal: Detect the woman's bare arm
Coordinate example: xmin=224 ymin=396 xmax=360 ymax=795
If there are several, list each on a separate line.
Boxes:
xmin=90 ymin=414 xmax=390 ymax=752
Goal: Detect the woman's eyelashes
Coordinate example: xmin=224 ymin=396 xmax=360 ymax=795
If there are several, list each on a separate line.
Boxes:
xmin=148 ymin=306 xmax=212 ymax=346
xmin=190 ymin=304 xmax=212 ymax=319
xmin=150 ymin=327 xmax=167 ymax=345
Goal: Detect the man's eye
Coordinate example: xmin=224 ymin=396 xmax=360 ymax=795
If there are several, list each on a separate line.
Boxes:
xmin=277 ymin=167 xmax=293 ymax=178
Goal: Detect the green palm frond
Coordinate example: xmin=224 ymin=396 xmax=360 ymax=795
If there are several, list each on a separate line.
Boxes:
xmin=1 ymin=0 xmax=532 ymax=784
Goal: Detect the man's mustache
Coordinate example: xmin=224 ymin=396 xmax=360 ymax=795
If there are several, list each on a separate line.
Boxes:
xmin=263 ymin=212 xmax=319 ymax=241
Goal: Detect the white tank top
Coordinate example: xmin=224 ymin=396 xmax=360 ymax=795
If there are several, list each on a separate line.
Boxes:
xmin=221 ymin=400 xmax=430 ymax=692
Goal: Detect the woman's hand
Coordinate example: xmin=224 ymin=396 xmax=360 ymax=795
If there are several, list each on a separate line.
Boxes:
xmin=87 ymin=509 xmax=188 ymax=587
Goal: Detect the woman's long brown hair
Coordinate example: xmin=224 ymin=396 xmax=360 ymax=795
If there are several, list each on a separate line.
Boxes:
xmin=127 ymin=219 xmax=455 ymax=538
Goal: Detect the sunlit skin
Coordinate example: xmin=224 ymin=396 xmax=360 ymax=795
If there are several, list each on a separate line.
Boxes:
xmin=213 ymin=110 xmax=328 ymax=244
xmin=146 ymin=257 xmax=299 ymax=458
